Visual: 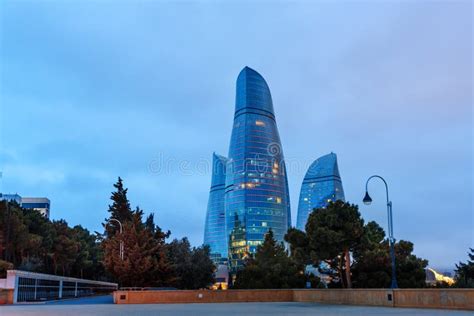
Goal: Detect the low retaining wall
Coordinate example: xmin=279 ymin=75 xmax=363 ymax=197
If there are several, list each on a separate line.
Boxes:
xmin=393 ymin=289 xmax=474 ymax=310
xmin=114 ymin=289 xmax=293 ymax=304
xmin=0 ymin=289 xmax=14 ymax=305
xmin=294 ymin=289 xmax=394 ymax=307
xmin=114 ymin=288 xmax=474 ymax=310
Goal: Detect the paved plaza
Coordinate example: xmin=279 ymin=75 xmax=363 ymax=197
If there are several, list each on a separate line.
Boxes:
xmin=1 ymin=295 xmax=472 ymax=315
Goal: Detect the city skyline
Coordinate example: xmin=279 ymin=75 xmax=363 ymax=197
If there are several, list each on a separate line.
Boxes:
xmin=0 ymin=1 xmax=472 ymax=271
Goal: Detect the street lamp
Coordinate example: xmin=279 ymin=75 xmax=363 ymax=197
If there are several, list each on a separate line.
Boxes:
xmin=363 ymin=175 xmax=398 ymax=289
xmin=106 ymin=218 xmax=124 ymax=260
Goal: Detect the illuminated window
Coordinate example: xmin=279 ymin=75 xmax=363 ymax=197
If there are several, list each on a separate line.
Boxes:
xmin=231 ymin=240 xmax=247 ymax=247
xmin=276 ymin=197 xmax=282 ymax=204
xmin=262 ymin=222 xmax=267 ymax=227
xmin=255 ymin=120 xmax=265 ymax=126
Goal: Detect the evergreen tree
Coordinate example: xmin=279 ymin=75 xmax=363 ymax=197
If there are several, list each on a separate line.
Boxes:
xmin=0 ymin=201 xmax=104 ymax=279
xmin=351 ymin=221 xmax=391 ymax=287
xmin=190 ymin=245 xmax=215 ymax=289
xmin=454 ymin=248 xmax=474 ymax=288
xmin=104 ymin=177 xmax=133 ymax=236
xmin=144 ymin=212 xmax=174 ymax=286
xmin=352 ymin=221 xmax=428 ymax=288
xmin=285 ymin=227 xmax=311 ymax=269
xmin=51 ymin=220 xmax=79 ymax=276
xmin=167 ymin=238 xmax=192 ymax=288
xmin=166 ymin=238 xmax=215 ymax=289
xmin=305 ymin=200 xmax=364 ymax=288
xmin=70 ymin=225 xmax=104 ymax=280
xmin=286 ymin=203 xmax=429 ymax=289
xmin=102 ymin=178 xmax=174 ymax=287
xmin=233 ymin=230 xmax=306 ymax=289
xmin=103 ymin=211 xmax=162 ymax=287
xmin=22 ymin=208 xmax=54 ymax=273
xmin=145 ymin=213 xmax=155 ymax=234
xmin=395 ymin=240 xmax=428 ymax=288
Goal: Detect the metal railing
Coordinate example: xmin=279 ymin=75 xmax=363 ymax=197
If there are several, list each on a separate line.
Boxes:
xmin=1 ymin=270 xmax=117 ymax=303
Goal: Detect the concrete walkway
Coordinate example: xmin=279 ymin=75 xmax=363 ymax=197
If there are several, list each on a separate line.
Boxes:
xmin=2 ymin=296 xmax=472 ymax=315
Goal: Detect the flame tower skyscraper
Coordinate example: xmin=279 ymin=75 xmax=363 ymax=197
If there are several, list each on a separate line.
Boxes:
xmin=296 ymin=152 xmax=345 ymax=231
xmin=204 ymin=67 xmax=291 ymax=271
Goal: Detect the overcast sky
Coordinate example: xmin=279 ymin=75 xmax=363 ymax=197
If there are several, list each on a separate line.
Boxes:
xmin=1 ymin=1 xmax=472 ymax=271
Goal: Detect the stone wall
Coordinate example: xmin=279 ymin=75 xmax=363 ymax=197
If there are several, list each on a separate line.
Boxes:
xmin=114 ymin=288 xmax=474 ymax=310
xmin=293 ymin=289 xmax=394 ymax=307
xmin=114 ymin=289 xmax=293 ymax=304
xmin=393 ymin=289 xmax=474 ymax=310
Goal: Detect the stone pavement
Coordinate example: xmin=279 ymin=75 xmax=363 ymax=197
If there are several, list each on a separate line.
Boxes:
xmin=1 ymin=295 xmax=472 ymax=315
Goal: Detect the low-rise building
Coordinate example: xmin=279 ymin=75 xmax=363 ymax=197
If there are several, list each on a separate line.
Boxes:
xmin=20 ymin=197 xmax=50 ymax=218
xmin=0 ymin=194 xmax=51 ymax=218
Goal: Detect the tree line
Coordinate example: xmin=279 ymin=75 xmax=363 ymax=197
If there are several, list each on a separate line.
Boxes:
xmin=1 ymin=179 xmax=473 ymax=289
xmin=0 ymin=200 xmax=104 ymax=280
xmin=234 ymin=201 xmax=428 ymax=289
xmin=0 ymin=177 xmax=215 ymax=289
xmin=234 ymin=201 xmax=473 ymax=289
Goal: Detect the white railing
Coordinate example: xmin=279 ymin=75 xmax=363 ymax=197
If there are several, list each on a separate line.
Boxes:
xmin=0 ymin=270 xmax=117 ymax=303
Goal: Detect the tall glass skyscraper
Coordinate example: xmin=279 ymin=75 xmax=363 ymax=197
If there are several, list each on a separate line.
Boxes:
xmin=203 ymin=153 xmax=228 ymax=264
xmin=296 ymin=153 xmax=345 ymax=231
xmin=204 ymin=66 xmax=291 ymax=271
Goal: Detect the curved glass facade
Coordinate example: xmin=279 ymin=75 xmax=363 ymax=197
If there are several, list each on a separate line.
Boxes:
xmin=296 ymin=153 xmax=345 ymax=231
xmin=204 ymin=153 xmax=228 ymax=264
xmin=224 ymin=67 xmax=291 ymax=271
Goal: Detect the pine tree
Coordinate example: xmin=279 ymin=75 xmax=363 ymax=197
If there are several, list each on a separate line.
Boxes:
xmin=305 ymin=200 xmax=364 ymax=288
xmin=233 ymin=230 xmax=306 ymax=289
xmin=102 ymin=179 xmax=175 ymax=287
xmin=144 ymin=212 xmax=173 ymax=286
xmin=166 ymin=238 xmax=215 ymax=289
xmin=104 ymin=177 xmax=133 ymax=236
xmin=285 ymin=227 xmax=310 ymax=269
xmin=103 ymin=211 xmax=161 ymax=287
xmin=455 ymin=248 xmax=474 ymax=288
xmin=287 ymin=217 xmax=429 ymax=288
xmin=51 ymin=220 xmax=79 ymax=276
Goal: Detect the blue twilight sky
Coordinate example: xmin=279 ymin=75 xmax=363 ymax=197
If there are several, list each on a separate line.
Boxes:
xmin=0 ymin=1 xmax=472 ymax=271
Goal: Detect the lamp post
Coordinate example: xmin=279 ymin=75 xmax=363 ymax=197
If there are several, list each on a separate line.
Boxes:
xmin=363 ymin=175 xmax=398 ymax=289
xmin=106 ymin=218 xmax=124 ymax=260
